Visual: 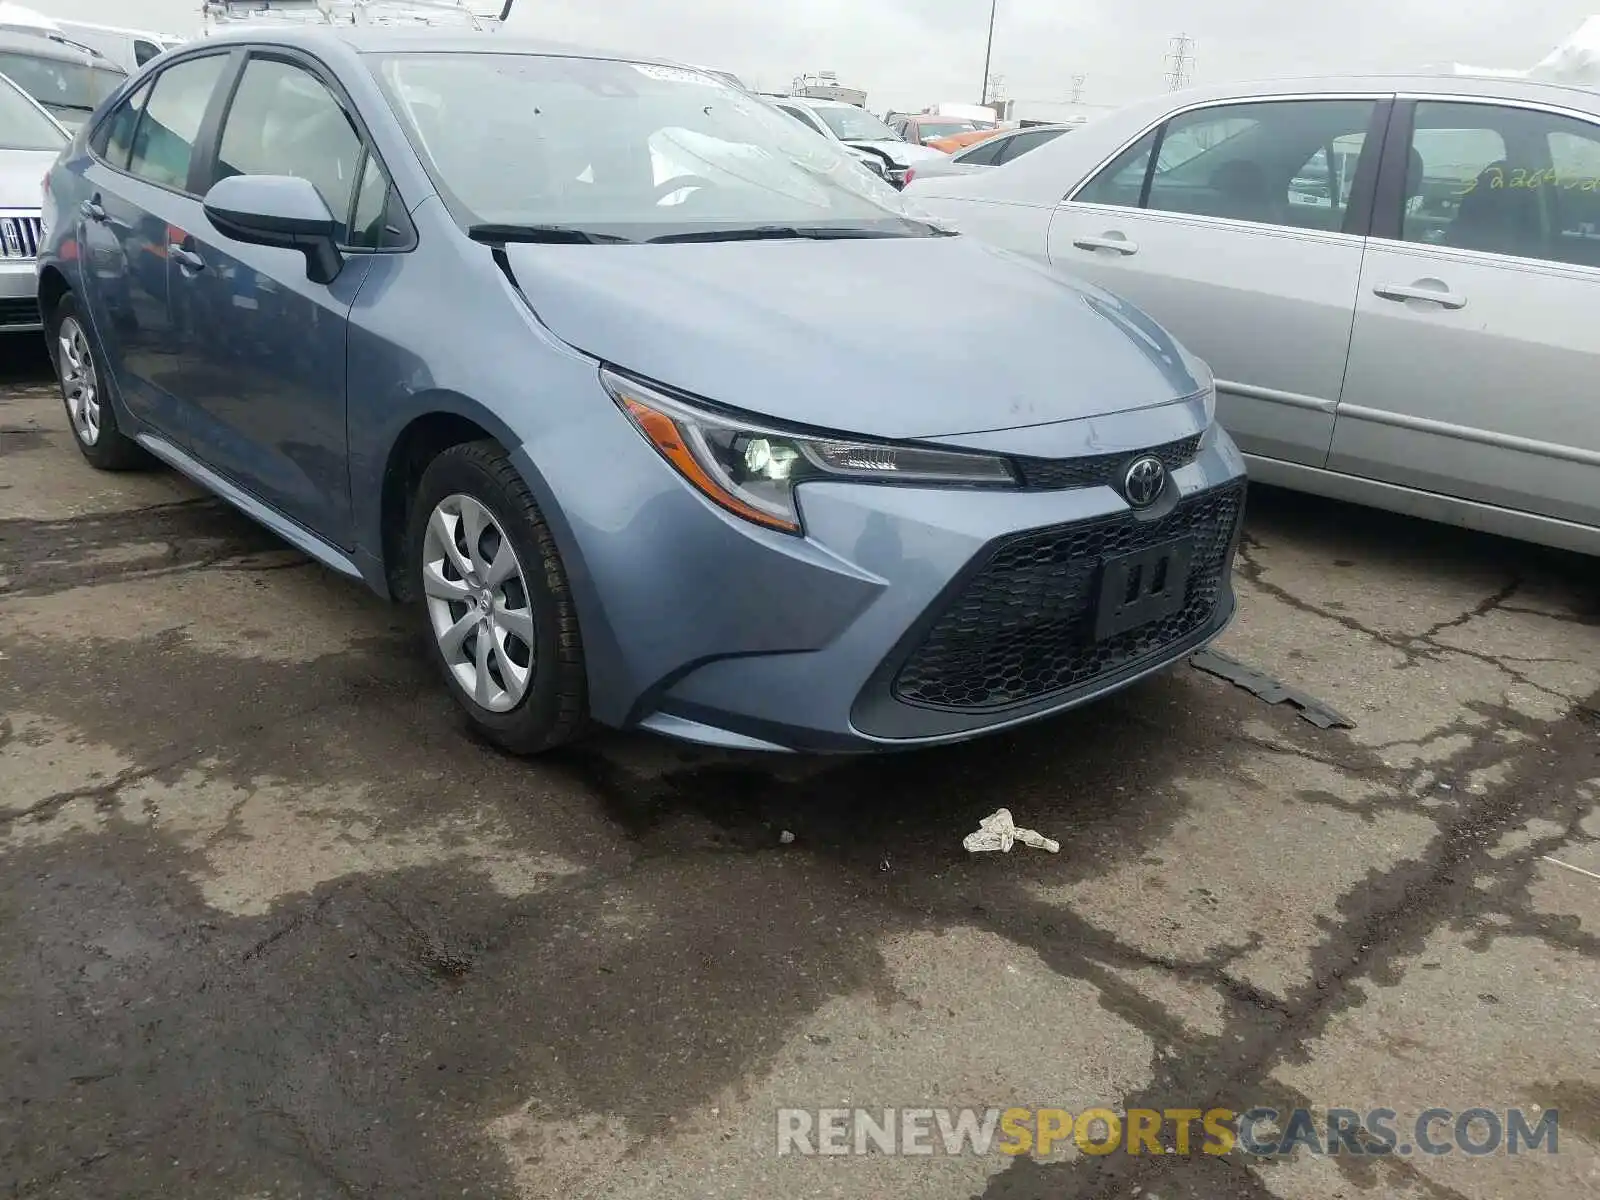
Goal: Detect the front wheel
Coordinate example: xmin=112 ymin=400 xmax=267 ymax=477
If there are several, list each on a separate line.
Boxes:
xmin=48 ymin=293 xmax=149 ymax=471
xmin=407 ymin=441 xmax=588 ymax=754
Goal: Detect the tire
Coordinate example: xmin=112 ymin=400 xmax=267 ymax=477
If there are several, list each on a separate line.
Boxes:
xmin=48 ymin=292 xmax=150 ymax=471
xmin=406 ymin=440 xmax=588 ymax=754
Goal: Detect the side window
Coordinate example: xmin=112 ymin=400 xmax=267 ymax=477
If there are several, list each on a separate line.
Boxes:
xmin=994 ymin=129 xmax=1050 ymax=163
xmin=1076 ymin=128 xmax=1156 ymax=207
xmin=954 ymin=136 xmax=1007 ymax=166
xmin=214 ymin=56 xmax=363 ymax=242
xmin=134 ymin=41 xmax=162 ymax=67
xmin=1401 ymin=101 xmax=1600 ymax=267
xmin=1286 ymin=133 xmax=1367 ymax=230
xmin=92 ymin=80 xmax=150 ymax=166
xmin=1144 ymin=100 xmax=1376 ymax=228
xmin=1548 ymin=125 xmax=1600 ymax=267
xmin=127 ymin=54 xmax=229 ymax=191
xmin=777 ymin=104 xmax=824 ymax=136
xmin=347 ymin=152 xmax=409 ymax=250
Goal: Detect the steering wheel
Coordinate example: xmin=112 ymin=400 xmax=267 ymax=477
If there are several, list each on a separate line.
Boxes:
xmin=654 ymin=175 xmax=716 ymax=204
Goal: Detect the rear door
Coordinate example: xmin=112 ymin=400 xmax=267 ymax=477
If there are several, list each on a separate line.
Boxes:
xmin=165 ymin=48 xmax=389 ymax=548
xmin=76 ymin=51 xmax=234 ymax=440
xmin=1045 ymin=95 xmax=1390 ymax=467
xmin=1331 ymin=96 xmax=1600 ymax=531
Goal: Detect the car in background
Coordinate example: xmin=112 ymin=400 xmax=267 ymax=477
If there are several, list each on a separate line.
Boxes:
xmin=905 ymin=123 xmax=1076 ymax=183
xmin=890 ymin=112 xmax=996 ymax=149
xmin=51 ymin=20 xmax=185 ymax=72
xmin=37 ymin=27 xmax=1247 ymax=754
xmin=0 ymin=66 xmax=65 ymax=334
xmin=765 ymin=95 xmax=894 ymax=184
xmin=0 ymin=29 xmax=126 ymax=129
xmin=906 ymin=74 xmax=1600 ymax=555
xmin=772 ymin=96 xmax=947 ymax=187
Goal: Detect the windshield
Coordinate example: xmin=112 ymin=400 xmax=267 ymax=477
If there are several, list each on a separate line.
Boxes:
xmin=814 ymin=106 xmax=900 ymax=142
xmin=0 ymin=74 xmax=66 ymax=150
xmin=372 ymin=53 xmax=944 ymax=242
xmin=0 ymin=52 xmax=124 ymax=128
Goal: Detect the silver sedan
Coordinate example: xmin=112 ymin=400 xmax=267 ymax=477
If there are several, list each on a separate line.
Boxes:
xmin=907 ymin=74 xmax=1600 ymax=556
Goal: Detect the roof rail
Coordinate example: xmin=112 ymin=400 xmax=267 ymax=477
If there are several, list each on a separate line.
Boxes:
xmin=202 ymin=0 xmax=513 ymax=31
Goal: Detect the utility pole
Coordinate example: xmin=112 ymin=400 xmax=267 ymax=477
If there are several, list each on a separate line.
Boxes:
xmin=1165 ymin=33 xmax=1195 ymax=90
xmin=980 ymin=0 xmax=997 ymax=104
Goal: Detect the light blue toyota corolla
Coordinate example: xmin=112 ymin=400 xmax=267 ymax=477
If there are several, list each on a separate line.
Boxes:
xmin=37 ymin=28 xmax=1248 ymax=754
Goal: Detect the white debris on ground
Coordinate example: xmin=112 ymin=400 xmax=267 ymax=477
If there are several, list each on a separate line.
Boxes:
xmin=962 ymin=808 xmax=1061 ymax=854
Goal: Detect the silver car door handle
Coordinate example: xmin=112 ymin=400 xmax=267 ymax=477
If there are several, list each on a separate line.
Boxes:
xmin=1373 ymin=282 xmax=1466 ymax=309
xmin=1072 ymin=234 xmax=1139 ymax=255
xmin=168 ymin=244 xmax=205 ymax=272
xmin=80 ymin=199 xmax=106 ymax=222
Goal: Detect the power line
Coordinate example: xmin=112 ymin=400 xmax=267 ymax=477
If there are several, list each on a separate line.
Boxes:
xmin=1165 ymin=33 xmax=1194 ymax=90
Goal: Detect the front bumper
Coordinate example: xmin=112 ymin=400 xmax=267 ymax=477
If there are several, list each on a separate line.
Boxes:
xmin=523 ymin=401 xmax=1248 ymax=754
xmin=0 ymin=259 xmax=41 ymax=333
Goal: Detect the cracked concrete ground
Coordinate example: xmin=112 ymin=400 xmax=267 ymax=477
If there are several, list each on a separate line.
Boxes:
xmin=3 ymin=341 xmax=1598 ymax=1199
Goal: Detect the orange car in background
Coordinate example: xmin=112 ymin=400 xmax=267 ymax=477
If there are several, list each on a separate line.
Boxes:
xmin=888 ymin=113 xmax=1001 ymax=153
xmin=926 ymin=126 xmax=1004 ymax=154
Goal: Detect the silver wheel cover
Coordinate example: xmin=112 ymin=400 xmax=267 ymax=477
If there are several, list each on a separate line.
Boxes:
xmin=421 ymin=493 xmax=537 ymax=713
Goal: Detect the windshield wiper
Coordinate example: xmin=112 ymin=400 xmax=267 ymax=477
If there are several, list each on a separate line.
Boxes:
xmin=646 ymin=225 xmax=916 ymax=244
xmin=467 ymin=224 xmax=634 ymax=245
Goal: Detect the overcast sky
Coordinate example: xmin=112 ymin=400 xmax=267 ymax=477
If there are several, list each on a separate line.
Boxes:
xmin=37 ymin=0 xmax=1600 ymax=114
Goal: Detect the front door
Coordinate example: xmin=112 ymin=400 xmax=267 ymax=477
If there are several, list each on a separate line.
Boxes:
xmin=1332 ymin=99 xmax=1600 ymax=530
xmin=76 ymin=53 xmax=231 ymax=440
xmin=166 ymin=52 xmax=376 ymax=547
xmin=1045 ymin=96 xmax=1389 ymax=467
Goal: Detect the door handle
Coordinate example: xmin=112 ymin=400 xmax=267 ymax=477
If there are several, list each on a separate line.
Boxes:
xmin=168 ymin=244 xmax=205 ymax=273
xmin=1373 ymin=281 xmax=1466 ymax=309
xmin=80 ymin=199 xmax=106 ymax=222
xmin=1072 ymin=233 xmax=1139 ymax=255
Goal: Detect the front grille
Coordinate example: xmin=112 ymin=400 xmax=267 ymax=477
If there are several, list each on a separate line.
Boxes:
xmin=0 ymin=298 xmax=39 ymax=327
xmin=1012 ymin=432 xmax=1203 ymax=492
xmin=0 ymin=214 xmax=42 ymax=260
xmin=893 ymin=481 xmax=1245 ymax=710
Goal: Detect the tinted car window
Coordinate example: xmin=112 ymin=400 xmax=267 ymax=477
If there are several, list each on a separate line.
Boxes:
xmin=0 ymin=73 xmax=67 ymax=152
xmin=214 ymin=57 xmax=364 ymax=240
xmin=1402 ymin=100 xmax=1600 ymax=269
xmin=135 ymin=40 xmax=162 ymax=67
xmin=1079 ymin=100 xmax=1376 ymax=231
xmin=127 ymin=54 xmax=228 ymax=191
xmin=994 ymin=127 xmax=1063 ymax=163
xmin=952 ymin=135 xmax=1007 ymax=165
xmin=92 ymin=79 xmax=150 ymax=166
xmin=1076 ymin=128 xmax=1156 ymax=206
xmin=776 ymin=103 xmax=825 ymax=136
xmin=347 ymin=151 xmax=404 ymax=250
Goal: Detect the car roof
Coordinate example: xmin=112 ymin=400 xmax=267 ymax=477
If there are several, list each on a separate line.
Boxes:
xmin=0 ymin=27 xmax=122 ymax=65
xmin=1156 ymin=71 xmax=1600 ymax=110
xmin=194 ymin=24 xmax=682 ymax=66
xmin=779 ymin=96 xmax=861 ymax=111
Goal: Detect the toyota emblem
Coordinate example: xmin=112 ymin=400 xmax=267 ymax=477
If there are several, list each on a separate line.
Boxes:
xmin=1123 ymin=456 xmax=1166 ymax=508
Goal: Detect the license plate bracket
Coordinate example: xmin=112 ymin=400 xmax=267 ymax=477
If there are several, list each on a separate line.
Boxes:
xmin=1094 ymin=537 xmax=1195 ymax=640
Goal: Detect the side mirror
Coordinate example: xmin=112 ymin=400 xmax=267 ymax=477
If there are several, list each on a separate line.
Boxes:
xmin=203 ymin=174 xmax=343 ymax=285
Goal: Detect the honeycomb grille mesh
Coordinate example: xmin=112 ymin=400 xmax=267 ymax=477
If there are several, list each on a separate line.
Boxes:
xmin=892 ymin=482 xmax=1245 ymax=710
xmin=1013 ymin=432 xmax=1203 ymax=492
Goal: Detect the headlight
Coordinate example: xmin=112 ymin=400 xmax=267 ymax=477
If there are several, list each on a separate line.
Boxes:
xmin=602 ymin=368 xmax=1017 ymax=534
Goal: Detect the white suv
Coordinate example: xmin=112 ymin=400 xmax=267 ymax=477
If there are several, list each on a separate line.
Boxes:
xmin=0 ymin=68 xmax=65 ymax=336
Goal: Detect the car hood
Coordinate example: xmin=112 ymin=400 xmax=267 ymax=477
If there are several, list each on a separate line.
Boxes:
xmin=0 ymin=149 xmax=59 ymax=208
xmin=840 ymin=138 xmax=948 ymax=167
xmin=501 ymin=235 xmax=1206 ymax=441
